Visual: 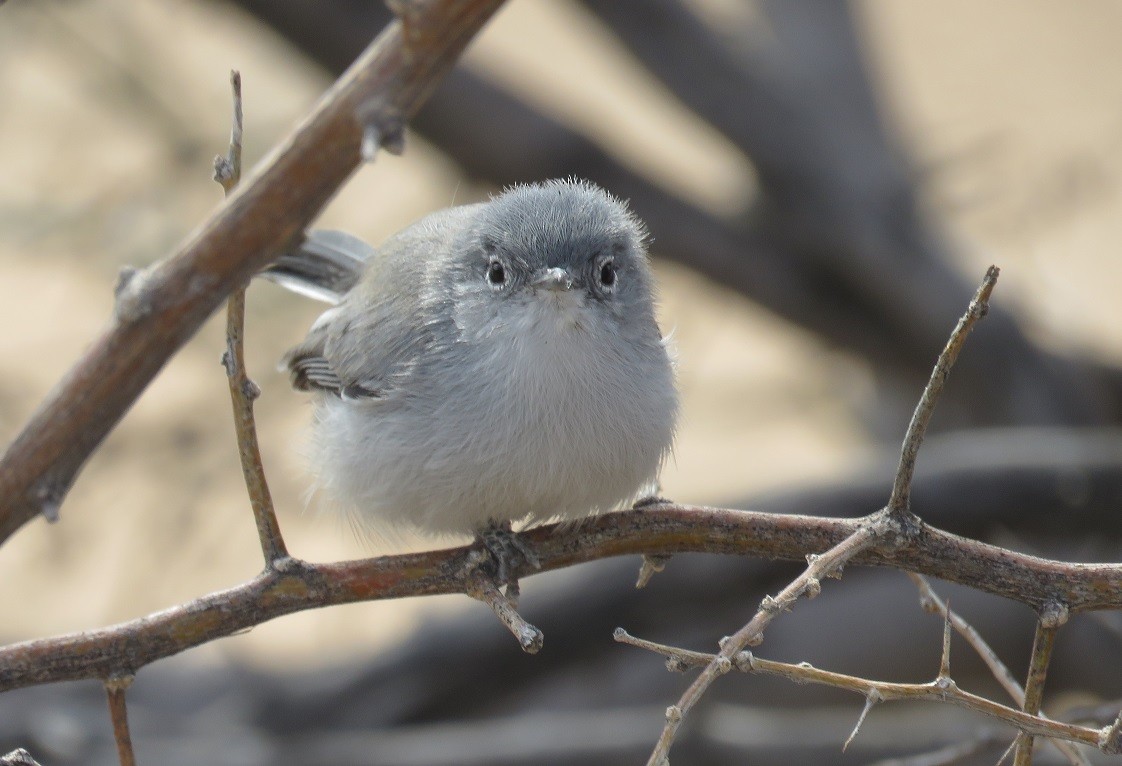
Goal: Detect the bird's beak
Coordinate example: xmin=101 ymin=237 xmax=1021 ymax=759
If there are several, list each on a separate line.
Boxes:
xmin=533 ymin=267 xmax=575 ymax=291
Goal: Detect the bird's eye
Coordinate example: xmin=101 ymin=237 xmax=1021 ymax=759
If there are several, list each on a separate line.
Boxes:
xmin=486 ymin=258 xmax=506 ymax=287
xmin=598 ymin=257 xmax=616 ymax=289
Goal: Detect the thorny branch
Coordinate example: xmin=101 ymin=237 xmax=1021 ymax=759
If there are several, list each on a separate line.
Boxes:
xmin=613 ymin=630 xmax=1116 ymax=754
xmin=644 ymin=520 xmax=883 ymax=764
xmin=0 ymin=0 xmax=507 ymax=546
xmin=637 ymin=267 xmax=1002 ymax=764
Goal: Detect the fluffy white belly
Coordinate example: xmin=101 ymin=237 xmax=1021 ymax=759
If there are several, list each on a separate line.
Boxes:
xmin=308 ymin=315 xmax=676 ymax=537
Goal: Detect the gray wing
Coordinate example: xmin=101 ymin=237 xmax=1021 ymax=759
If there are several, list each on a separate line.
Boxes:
xmin=281 ymin=206 xmax=481 ymax=399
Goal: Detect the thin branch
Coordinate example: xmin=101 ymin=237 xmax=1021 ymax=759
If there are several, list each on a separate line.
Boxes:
xmin=908 ymin=574 xmax=1088 ymax=766
xmin=105 ymin=676 xmax=137 ymax=766
xmin=6 ymin=505 xmax=1122 ymax=692
xmin=464 ymin=567 xmax=544 ymax=654
xmin=1013 ymin=604 xmax=1067 ymax=766
xmin=613 ymin=631 xmax=1113 ymax=754
xmin=0 ymin=0 xmax=507 ymax=546
xmin=213 ymin=71 xmax=289 ymax=567
xmin=938 ymin=598 xmax=953 ymax=681
xmin=645 ymin=518 xmax=885 ymax=764
xmin=889 ymin=266 xmax=999 ymax=515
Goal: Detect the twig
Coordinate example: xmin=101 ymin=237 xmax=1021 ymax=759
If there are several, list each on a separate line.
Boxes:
xmin=213 ymin=71 xmax=289 ymax=567
xmin=909 ymin=573 xmax=1088 ymax=766
xmin=613 ymin=630 xmax=1114 ymax=754
xmin=1013 ymin=603 xmax=1067 ymax=766
xmin=464 ymin=566 xmax=544 ymax=654
xmin=6 ymin=505 xmax=1122 ymax=692
xmin=105 ymin=676 xmax=137 ymax=766
xmin=212 ymin=70 xmax=243 ymax=193
xmin=0 ymin=0 xmax=507 ymax=546
xmin=888 ymin=266 xmax=999 ymax=516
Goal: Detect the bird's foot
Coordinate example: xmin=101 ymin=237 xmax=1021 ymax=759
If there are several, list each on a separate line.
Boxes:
xmin=474 ymin=520 xmax=541 ymax=594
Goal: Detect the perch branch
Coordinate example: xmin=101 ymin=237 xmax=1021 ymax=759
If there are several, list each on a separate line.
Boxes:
xmin=6 ymin=504 xmax=1122 ymax=692
xmin=213 ymin=70 xmax=289 ymax=566
xmin=0 ymin=0 xmax=506 ymax=546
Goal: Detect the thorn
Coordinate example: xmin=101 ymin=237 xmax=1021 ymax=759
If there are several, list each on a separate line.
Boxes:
xmin=994 ymin=737 xmax=1018 ymax=765
xmin=636 ymin=553 xmax=671 ymax=588
xmin=843 ymin=690 xmax=881 ymax=751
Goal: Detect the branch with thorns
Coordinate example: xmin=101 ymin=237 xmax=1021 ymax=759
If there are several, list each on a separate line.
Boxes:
xmin=615 ymin=268 xmax=1121 ymax=765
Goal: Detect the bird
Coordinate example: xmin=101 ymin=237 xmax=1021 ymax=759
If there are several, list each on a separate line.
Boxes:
xmin=264 ymin=179 xmax=678 ymax=569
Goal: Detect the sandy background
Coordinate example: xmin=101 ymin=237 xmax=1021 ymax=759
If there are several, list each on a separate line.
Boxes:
xmin=0 ymin=0 xmax=1121 ymax=666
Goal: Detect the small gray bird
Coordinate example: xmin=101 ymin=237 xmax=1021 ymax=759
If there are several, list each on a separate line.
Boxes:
xmin=266 ymin=179 xmax=678 ymax=543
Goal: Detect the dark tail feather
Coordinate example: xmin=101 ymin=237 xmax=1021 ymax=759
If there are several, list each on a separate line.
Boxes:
xmin=260 ymin=230 xmax=374 ymax=304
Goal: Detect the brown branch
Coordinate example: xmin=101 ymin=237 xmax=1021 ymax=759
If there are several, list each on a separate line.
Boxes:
xmin=613 ymin=631 xmax=1114 ymax=755
xmin=6 ymin=504 xmax=1122 ymax=693
xmin=0 ymin=0 xmax=507 ymax=546
xmin=889 ymin=266 xmax=999 ymax=515
xmin=105 ymin=676 xmax=137 ymax=766
xmin=213 ymin=71 xmax=289 ymax=566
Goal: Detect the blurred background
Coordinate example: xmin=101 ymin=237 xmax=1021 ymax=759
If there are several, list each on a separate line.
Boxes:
xmin=2 ymin=0 xmax=1122 ymax=763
